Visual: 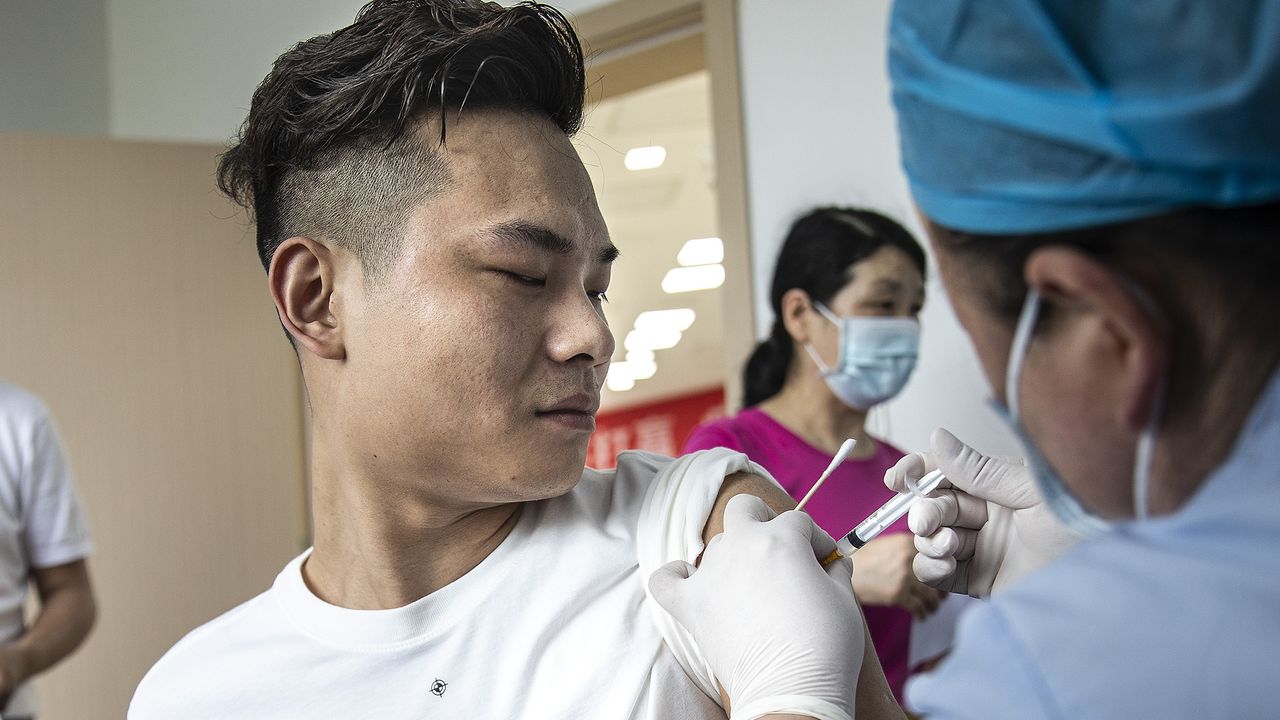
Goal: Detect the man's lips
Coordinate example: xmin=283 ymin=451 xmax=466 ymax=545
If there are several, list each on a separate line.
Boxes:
xmin=537 ymin=393 xmax=599 ymax=416
xmin=536 ymin=393 xmax=599 ymax=431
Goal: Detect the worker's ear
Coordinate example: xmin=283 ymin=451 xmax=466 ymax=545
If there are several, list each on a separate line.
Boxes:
xmin=1024 ymin=247 xmax=1168 ymax=431
xmin=268 ymin=237 xmax=347 ymax=361
xmin=780 ymin=288 xmax=820 ymax=345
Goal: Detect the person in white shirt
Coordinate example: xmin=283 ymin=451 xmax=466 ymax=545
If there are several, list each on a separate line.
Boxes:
xmin=127 ymin=2 xmax=798 ymax=718
xmin=0 ymin=381 xmax=96 ymax=720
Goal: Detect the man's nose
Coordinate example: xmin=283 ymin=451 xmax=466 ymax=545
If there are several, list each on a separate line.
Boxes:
xmin=547 ymin=291 xmax=614 ymax=367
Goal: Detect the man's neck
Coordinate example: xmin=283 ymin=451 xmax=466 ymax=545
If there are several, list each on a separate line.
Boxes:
xmin=302 ymin=452 xmax=524 ymax=610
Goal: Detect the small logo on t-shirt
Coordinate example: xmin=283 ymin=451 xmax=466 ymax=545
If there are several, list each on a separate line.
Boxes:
xmin=430 ymin=679 xmax=448 ymax=697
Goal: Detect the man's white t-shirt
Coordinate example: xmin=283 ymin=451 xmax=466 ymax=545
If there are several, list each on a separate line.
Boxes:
xmin=130 ymin=449 xmax=768 ymax=719
xmin=0 ymin=381 xmax=94 ymax=716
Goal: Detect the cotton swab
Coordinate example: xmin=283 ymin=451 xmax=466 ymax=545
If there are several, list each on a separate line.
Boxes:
xmin=795 ymin=438 xmax=857 ymax=511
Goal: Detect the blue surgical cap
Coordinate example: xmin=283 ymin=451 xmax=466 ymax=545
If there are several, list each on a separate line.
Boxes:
xmin=889 ymin=0 xmax=1280 ymax=234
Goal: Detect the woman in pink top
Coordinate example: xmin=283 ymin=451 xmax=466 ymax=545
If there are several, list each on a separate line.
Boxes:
xmin=683 ymin=207 xmax=941 ymax=702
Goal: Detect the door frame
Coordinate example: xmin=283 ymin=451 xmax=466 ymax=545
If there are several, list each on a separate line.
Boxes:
xmin=574 ymin=0 xmax=756 ymax=410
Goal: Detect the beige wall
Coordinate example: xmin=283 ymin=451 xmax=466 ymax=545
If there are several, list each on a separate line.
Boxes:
xmin=0 ymin=134 xmax=307 ymax=718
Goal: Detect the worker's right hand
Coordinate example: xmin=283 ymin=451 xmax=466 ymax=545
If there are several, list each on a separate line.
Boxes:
xmin=649 ymin=494 xmax=860 ymax=720
xmin=851 ymin=533 xmax=943 ymax=620
xmin=884 ymin=428 xmax=1082 ymax=598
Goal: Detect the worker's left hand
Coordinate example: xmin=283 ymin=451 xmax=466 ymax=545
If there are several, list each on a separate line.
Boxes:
xmin=852 ymin=532 xmax=944 ymax=620
xmin=649 ymin=494 xmax=861 ymax=720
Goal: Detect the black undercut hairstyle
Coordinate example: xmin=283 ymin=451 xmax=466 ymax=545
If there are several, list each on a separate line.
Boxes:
xmin=217 ymin=0 xmax=586 ymax=276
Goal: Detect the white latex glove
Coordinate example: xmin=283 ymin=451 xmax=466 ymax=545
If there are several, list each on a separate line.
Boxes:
xmin=884 ymin=428 xmax=1082 ymax=598
xmin=648 ymin=494 xmax=861 ymax=720
xmin=850 ymin=533 xmax=943 ymax=620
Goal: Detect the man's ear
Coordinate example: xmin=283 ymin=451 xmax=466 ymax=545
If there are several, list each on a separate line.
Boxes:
xmin=780 ymin=288 xmax=816 ymax=345
xmin=268 ymin=237 xmax=346 ymax=361
xmin=1024 ymin=247 xmax=1168 ymax=431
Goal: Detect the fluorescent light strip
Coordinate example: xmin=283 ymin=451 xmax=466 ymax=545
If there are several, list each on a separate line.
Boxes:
xmin=625 ymin=327 xmax=682 ymax=351
xmin=606 ymin=366 xmax=636 ymax=392
xmin=634 ymin=308 xmax=696 ymax=332
xmin=662 ymin=264 xmax=725 ymax=293
xmin=624 ymin=145 xmax=667 ymax=171
xmin=677 ymin=237 xmax=723 ymax=267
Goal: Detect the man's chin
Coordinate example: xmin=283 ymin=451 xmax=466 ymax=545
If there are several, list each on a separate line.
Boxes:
xmin=521 ymin=446 xmax=589 ymax=500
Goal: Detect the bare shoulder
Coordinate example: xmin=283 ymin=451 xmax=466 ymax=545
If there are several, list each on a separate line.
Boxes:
xmin=701 ymin=471 xmax=796 ymax=549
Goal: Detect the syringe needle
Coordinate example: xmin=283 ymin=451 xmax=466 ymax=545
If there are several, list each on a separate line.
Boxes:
xmin=838 ymin=469 xmax=947 ymax=551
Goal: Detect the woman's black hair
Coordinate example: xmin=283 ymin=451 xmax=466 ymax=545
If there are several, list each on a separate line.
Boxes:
xmin=742 ymin=207 xmax=927 ymax=408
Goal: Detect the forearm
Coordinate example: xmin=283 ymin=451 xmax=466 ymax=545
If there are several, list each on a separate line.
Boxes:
xmin=14 ymin=569 xmax=96 ymax=681
xmin=854 ymin=615 xmax=908 ymax=720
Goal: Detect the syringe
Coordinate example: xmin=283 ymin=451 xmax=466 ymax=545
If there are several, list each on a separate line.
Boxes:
xmin=835 ymin=469 xmax=946 ymax=555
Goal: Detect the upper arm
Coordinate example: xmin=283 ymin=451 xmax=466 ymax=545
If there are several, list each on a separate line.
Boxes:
xmin=700 ymin=471 xmax=796 ymax=550
xmin=696 ymin=471 xmax=805 ymax=714
xmin=31 ymin=558 xmax=93 ymax=603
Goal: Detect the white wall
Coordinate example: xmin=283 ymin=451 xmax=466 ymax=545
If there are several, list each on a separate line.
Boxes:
xmin=734 ymin=0 xmax=1022 ymax=457
xmin=103 ymin=0 xmax=617 ymax=143
xmin=2 ymin=0 xmax=618 ymax=143
xmin=0 ymin=0 xmax=110 ymax=136
xmin=105 ymin=0 xmax=366 ymax=143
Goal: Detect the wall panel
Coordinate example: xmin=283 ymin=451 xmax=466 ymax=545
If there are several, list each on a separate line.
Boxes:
xmin=0 ymin=134 xmax=306 ymax=718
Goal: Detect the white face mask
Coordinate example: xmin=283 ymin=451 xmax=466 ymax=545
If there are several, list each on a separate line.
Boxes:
xmin=994 ymin=288 xmax=1165 ymax=536
xmin=804 ymin=302 xmax=920 ymax=410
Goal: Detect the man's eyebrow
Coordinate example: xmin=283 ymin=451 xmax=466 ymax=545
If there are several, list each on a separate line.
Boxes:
xmin=488 ymin=221 xmax=619 ymax=264
xmin=597 ymin=242 xmax=621 ymax=265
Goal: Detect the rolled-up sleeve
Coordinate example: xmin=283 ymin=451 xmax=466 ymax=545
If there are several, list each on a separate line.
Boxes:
xmin=629 ymin=448 xmax=780 ymax=702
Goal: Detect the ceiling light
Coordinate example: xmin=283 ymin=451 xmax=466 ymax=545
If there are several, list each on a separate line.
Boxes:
xmin=633 ymin=309 xmax=696 ymax=333
xmin=677 ymin=237 xmax=723 ymax=266
xmin=625 ymin=327 xmax=682 ymax=351
xmin=606 ymin=363 xmax=635 ymax=391
xmin=629 ymin=355 xmax=657 ymax=380
xmin=604 ymin=368 xmax=634 ymax=392
xmin=624 ymin=145 xmax=667 ymax=171
xmin=625 ymin=348 xmax=655 ymax=365
xmin=661 ymin=264 xmax=725 ymax=294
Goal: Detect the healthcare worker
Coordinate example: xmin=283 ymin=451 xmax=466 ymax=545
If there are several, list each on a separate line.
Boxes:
xmin=683 ymin=207 xmax=937 ymax=702
xmin=648 ymin=1 xmax=1280 ymax=719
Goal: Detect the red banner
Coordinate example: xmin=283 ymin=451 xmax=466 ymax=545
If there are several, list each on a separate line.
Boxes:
xmin=587 ymin=387 xmax=727 ymax=469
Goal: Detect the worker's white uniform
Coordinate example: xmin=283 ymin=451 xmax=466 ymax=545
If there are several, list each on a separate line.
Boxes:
xmin=910 ymin=371 xmax=1280 ymax=718
xmin=130 ymin=449 xmax=766 ymax=719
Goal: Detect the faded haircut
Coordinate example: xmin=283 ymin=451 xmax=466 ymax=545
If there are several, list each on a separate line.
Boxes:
xmin=217 ymin=0 xmax=586 ymax=276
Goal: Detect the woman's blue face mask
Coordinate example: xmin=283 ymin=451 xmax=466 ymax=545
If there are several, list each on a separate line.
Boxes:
xmin=804 ymin=302 xmax=920 ymax=411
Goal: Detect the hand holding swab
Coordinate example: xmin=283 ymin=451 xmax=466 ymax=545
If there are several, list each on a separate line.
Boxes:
xmin=795 ymin=438 xmax=857 ymax=511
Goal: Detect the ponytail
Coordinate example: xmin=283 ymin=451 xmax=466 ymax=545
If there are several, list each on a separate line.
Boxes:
xmin=742 ymin=320 xmax=794 ymax=407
